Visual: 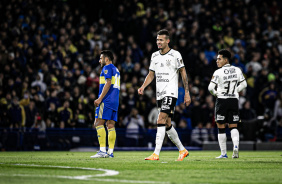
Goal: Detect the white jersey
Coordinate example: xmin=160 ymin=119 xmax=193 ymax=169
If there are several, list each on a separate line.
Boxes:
xmin=210 ymin=64 xmax=245 ymax=99
xmin=149 ymin=49 xmax=184 ymax=100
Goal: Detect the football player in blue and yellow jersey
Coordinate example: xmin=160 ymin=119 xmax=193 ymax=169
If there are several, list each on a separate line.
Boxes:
xmin=90 ymin=50 xmax=120 ymax=158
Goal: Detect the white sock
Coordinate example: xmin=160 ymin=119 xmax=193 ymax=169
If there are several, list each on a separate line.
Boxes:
xmin=100 ymin=147 xmax=106 ymax=152
xmin=154 ymin=126 xmax=166 ymax=155
xmin=218 ymin=133 xmax=227 ymax=155
xmin=166 ymin=126 xmax=185 ymax=151
xmin=108 ymin=148 xmax=114 ymax=154
xmin=231 ymin=128 xmax=239 ymax=150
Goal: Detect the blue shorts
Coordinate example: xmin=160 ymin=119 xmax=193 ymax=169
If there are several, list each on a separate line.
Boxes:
xmin=95 ymin=102 xmax=118 ymax=122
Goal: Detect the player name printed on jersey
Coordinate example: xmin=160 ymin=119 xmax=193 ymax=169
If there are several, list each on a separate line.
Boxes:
xmin=211 ymin=65 xmax=245 ymax=100
xmin=149 ymin=49 xmax=185 ymax=100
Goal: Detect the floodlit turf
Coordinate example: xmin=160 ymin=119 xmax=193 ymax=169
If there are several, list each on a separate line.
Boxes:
xmin=0 ymin=151 xmax=282 ymax=184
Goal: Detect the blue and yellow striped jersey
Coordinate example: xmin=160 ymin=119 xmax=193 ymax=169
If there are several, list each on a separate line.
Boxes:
xmin=99 ymin=64 xmax=120 ymax=111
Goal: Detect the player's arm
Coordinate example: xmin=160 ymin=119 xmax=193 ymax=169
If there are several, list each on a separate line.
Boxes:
xmin=208 ymin=82 xmax=217 ymax=96
xmin=236 ymin=80 xmax=247 ymax=92
xmin=237 ymin=71 xmax=247 ymax=92
xmin=179 ymin=67 xmax=191 ymax=106
xmin=208 ymin=71 xmax=218 ymax=96
xmin=94 ymin=78 xmax=111 ymax=106
xmin=138 ymin=70 xmax=155 ymax=95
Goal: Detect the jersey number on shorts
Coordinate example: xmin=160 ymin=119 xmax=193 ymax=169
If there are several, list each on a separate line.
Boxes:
xmin=163 ymin=97 xmax=172 ymax=105
xmin=223 ymin=80 xmax=237 ymax=94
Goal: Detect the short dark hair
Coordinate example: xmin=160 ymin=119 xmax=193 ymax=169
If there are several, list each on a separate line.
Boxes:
xmin=157 ymin=29 xmax=170 ymax=39
xmin=218 ymin=49 xmax=231 ymax=61
xmin=101 ymin=50 xmax=114 ymax=61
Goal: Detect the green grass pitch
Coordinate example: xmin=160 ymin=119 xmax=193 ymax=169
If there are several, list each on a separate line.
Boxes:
xmin=0 ymin=151 xmax=281 ymax=184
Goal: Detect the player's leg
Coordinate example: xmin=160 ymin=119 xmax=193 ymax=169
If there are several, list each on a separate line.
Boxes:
xmin=215 ymin=98 xmax=228 ymax=158
xmin=165 ymin=118 xmax=189 ymax=161
xmin=229 ymin=124 xmax=239 ymax=158
xmin=228 ymin=99 xmax=240 ymax=158
xmin=216 ymin=122 xmax=228 ymax=158
xmin=90 ymin=103 xmax=108 ymax=158
xmin=145 ymin=112 xmax=168 ymax=160
xmin=106 ymin=118 xmax=116 ymax=158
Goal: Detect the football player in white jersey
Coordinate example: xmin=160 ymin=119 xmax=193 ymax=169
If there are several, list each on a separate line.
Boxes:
xmin=208 ymin=49 xmax=247 ymax=159
xmin=138 ymin=29 xmax=191 ymax=161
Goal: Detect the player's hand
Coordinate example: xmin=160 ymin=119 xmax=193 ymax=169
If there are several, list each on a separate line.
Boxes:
xmin=94 ymin=98 xmax=102 ymax=107
xmin=184 ymin=93 xmax=191 ymax=107
xmin=138 ymin=87 xmax=144 ymax=95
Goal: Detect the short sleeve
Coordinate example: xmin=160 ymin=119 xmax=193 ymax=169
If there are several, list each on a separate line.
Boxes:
xmin=175 ymin=51 xmax=184 ymax=69
xmin=149 ymin=54 xmax=155 ymax=71
xmin=210 ymin=70 xmax=219 ymax=84
xmin=238 ymin=69 xmax=245 ymax=82
xmin=104 ymin=65 xmax=113 ymax=79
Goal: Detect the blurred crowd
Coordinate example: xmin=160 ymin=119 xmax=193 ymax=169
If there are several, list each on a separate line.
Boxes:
xmin=0 ymin=0 xmax=282 ymax=141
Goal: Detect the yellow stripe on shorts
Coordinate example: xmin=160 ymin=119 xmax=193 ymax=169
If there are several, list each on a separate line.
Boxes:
xmin=98 ymin=102 xmax=104 ymax=119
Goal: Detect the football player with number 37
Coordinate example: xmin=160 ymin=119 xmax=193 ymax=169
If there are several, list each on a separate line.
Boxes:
xmin=208 ymin=49 xmax=247 ymax=159
xmin=138 ymin=29 xmax=191 ymax=161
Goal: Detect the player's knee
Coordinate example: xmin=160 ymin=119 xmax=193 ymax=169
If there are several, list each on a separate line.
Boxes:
xmin=107 ymin=121 xmax=115 ymax=129
xmin=94 ymin=120 xmax=104 ymax=128
xmin=218 ymin=128 xmax=226 ymax=134
xmin=229 ymin=127 xmax=237 ymax=131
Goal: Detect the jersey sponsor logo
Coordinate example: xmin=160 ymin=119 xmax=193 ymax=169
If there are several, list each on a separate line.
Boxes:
xmin=156 ymin=75 xmax=169 ymax=82
xmin=157 ymin=91 xmax=166 ymax=97
xmin=104 ymin=70 xmax=108 ymax=74
xmin=217 ymin=114 xmax=225 ymax=121
xmin=229 ymin=68 xmax=236 ymax=74
xmin=156 ymin=73 xmax=169 ymax=75
xmin=153 ymin=53 xmax=159 ymax=58
xmin=223 ymin=94 xmax=235 ymax=97
xmin=233 ymin=115 xmax=239 ymax=121
xmin=177 ymin=58 xmax=181 ymax=67
xmin=161 ymin=104 xmax=170 ymax=110
xmin=157 ymin=78 xmax=169 ymax=82
xmin=155 ymin=62 xmax=158 ymax=65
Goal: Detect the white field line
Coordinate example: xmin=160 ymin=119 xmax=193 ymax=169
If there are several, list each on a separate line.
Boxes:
xmin=0 ymin=163 xmax=170 ymax=184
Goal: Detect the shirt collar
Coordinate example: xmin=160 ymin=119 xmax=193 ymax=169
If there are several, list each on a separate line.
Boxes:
xmin=223 ymin=64 xmax=231 ymax=67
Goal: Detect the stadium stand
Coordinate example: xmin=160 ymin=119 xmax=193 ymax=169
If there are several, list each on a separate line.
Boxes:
xmin=0 ymin=0 xmax=282 ymax=150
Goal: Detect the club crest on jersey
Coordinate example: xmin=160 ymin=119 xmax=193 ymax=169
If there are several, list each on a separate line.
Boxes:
xmin=166 ymin=60 xmax=171 ymax=66
xmin=104 ymin=70 xmax=108 ymax=74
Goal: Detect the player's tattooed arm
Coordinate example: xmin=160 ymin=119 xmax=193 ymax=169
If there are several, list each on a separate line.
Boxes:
xmin=179 ymin=67 xmax=189 ymax=92
xmin=179 ymin=67 xmax=191 ymax=106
